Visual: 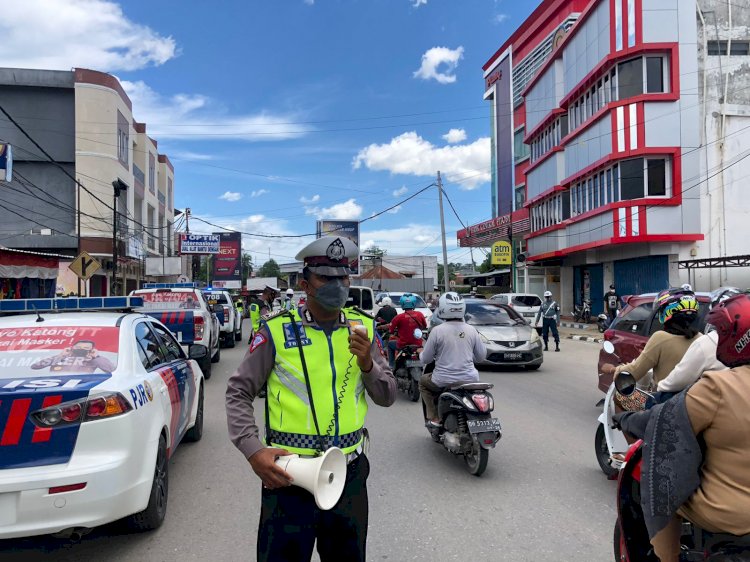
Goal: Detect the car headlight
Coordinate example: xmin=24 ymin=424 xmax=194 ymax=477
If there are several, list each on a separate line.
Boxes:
xmin=480 ymin=333 xmax=490 ymax=344
xmin=530 ymin=330 xmax=541 ymax=343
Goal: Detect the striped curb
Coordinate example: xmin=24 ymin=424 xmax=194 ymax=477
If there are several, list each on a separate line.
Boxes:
xmin=560 ymin=321 xmax=593 ymax=330
xmin=568 ymin=334 xmax=604 ymax=344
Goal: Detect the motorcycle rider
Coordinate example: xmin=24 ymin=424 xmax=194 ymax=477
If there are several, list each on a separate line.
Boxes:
xmin=603 ymin=288 xmax=701 ymax=388
xmin=535 ymin=291 xmax=560 ymax=352
xmin=625 ymin=292 xmax=750 ymax=562
xmin=655 ymin=287 xmax=741 ymax=396
xmin=389 ymin=294 xmax=427 ymax=360
xmin=418 ymin=292 xmax=487 ymax=426
xmin=282 ymin=288 xmax=295 ymax=311
xmin=604 ymin=284 xmax=620 ymax=324
xmin=375 ymin=297 xmax=398 ymax=368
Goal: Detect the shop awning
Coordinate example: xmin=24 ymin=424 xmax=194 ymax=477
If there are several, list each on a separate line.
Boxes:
xmin=0 ymin=248 xmax=64 ymax=279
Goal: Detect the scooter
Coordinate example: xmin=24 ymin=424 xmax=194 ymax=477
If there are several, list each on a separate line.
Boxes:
xmin=421 ymin=363 xmax=502 ymax=476
xmin=595 ymin=341 xmax=651 ymax=478
xmin=573 ymin=300 xmax=592 ymax=323
xmin=613 ymin=386 xmax=750 ymax=560
xmin=393 ymin=344 xmax=422 ymax=401
xmin=597 ymin=313 xmax=611 ymax=333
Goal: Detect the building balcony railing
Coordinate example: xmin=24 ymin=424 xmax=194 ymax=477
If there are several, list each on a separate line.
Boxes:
xmin=158 ymin=191 xmax=166 ymax=205
xmin=133 ymin=163 xmax=145 ymax=184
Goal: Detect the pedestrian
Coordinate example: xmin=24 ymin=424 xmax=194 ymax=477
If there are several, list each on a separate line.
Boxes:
xmin=604 ymin=284 xmax=620 ymax=324
xmin=226 ymin=235 xmax=396 ymax=562
xmin=535 ymin=290 xmax=561 ymax=352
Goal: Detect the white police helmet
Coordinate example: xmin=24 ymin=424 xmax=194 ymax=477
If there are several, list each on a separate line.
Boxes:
xmin=544 ymin=291 xmax=552 ymax=298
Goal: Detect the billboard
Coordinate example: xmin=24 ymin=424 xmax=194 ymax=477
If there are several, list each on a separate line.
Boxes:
xmin=179 ymin=233 xmax=221 ymax=254
xmin=212 ymin=232 xmax=242 ymax=289
xmin=316 ymin=220 xmax=360 ymax=274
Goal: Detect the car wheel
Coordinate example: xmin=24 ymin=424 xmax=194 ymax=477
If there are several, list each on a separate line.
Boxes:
xmin=525 ymin=364 xmax=541 ymax=371
xmin=127 ymin=433 xmax=168 ymax=531
xmin=211 ymin=342 xmax=221 ymax=363
xmin=200 ymin=347 xmax=212 ymax=380
xmin=225 ymin=332 xmax=235 ymax=349
xmin=184 ymin=385 xmax=204 ymax=443
xmin=595 ymin=423 xmax=619 ymax=477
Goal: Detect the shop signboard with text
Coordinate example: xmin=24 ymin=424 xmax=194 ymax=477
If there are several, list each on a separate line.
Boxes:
xmin=211 ymin=232 xmax=242 ymax=289
xmin=179 ymin=234 xmax=221 ymax=254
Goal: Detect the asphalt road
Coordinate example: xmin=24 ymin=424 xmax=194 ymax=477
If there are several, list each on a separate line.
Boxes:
xmin=0 ymin=327 xmax=616 ymax=562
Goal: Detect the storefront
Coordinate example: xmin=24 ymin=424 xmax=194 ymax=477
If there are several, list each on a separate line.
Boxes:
xmin=0 ymin=248 xmax=61 ymax=299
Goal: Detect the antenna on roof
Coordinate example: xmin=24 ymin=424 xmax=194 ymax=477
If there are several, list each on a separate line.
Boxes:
xmin=31 ymin=305 xmax=44 ymax=323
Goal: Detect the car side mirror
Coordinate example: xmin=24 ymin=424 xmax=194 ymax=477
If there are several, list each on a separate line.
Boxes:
xmin=189 ymin=345 xmax=208 ymax=360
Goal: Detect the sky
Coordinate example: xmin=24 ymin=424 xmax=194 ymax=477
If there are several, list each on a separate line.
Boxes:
xmin=2 ymin=0 xmax=539 ymax=268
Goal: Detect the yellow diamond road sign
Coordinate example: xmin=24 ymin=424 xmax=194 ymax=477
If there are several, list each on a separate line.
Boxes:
xmin=69 ymin=251 xmax=101 ymax=281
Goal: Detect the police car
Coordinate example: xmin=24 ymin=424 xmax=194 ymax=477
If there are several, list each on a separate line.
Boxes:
xmin=0 ymin=297 xmax=205 ymax=539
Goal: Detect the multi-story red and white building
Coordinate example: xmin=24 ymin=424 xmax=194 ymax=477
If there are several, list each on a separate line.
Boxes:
xmin=461 ymin=0 xmax=750 ymax=314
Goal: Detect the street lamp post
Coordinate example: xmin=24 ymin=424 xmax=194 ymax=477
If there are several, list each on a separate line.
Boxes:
xmin=111 ymin=179 xmax=128 ymax=296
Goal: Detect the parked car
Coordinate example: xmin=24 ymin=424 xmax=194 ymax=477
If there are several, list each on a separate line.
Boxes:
xmin=375 ymin=292 xmax=433 ymax=323
xmin=203 ymin=289 xmax=243 ymax=348
xmin=0 ymin=297 xmax=205 ymax=539
xmin=489 ymin=293 xmax=543 ymax=332
xmin=429 ymin=299 xmax=543 ymax=370
xmin=596 ymin=291 xmax=712 ymax=392
xmin=347 ymin=286 xmax=376 ymax=315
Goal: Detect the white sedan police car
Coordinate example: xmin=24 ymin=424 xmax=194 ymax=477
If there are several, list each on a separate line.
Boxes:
xmin=0 ymin=297 xmax=205 ymax=539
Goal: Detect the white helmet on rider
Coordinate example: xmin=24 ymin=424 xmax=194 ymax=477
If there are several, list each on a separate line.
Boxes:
xmin=544 ymin=291 xmax=552 ymax=298
xmin=438 ymin=292 xmax=466 ymax=320
xmin=381 ymin=297 xmax=392 ymax=307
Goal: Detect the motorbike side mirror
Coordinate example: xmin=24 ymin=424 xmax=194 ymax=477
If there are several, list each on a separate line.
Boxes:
xmin=602 ymin=341 xmax=615 ymax=355
xmin=615 ymin=371 xmax=637 ymax=396
xmin=413 ymin=328 xmax=423 ymax=339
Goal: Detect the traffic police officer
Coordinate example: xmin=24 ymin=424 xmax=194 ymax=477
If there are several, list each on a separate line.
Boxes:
xmin=226 ymin=235 xmax=396 ymax=562
xmin=535 ymin=290 xmax=561 ymax=352
xmin=249 ymin=285 xmax=279 ymax=336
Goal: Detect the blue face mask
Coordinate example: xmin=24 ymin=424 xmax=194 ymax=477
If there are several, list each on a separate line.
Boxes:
xmin=311 ymin=279 xmax=349 ymax=311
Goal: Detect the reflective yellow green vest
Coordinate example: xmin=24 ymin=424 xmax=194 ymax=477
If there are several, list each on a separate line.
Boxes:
xmin=250 ymin=302 xmax=261 ymax=333
xmin=264 ymin=308 xmax=375 ymax=455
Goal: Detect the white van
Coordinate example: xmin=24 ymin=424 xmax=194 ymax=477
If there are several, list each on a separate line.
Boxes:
xmin=489 ymin=293 xmax=543 ymax=332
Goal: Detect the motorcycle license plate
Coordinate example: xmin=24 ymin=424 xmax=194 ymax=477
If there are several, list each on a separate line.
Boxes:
xmin=504 ymin=352 xmax=522 ymax=360
xmin=467 ymin=418 xmax=501 ymax=434
xmin=406 ymin=360 xmax=422 ymax=368
xmin=523 ymin=313 xmax=535 ymax=318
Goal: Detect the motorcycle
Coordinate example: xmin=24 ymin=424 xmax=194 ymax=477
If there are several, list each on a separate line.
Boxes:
xmin=613 ymin=395 xmax=750 ymax=560
xmin=421 ymin=364 xmax=502 ymax=477
xmin=597 ymin=313 xmax=611 ymax=333
xmin=595 ymin=341 xmax=652 ymax=478
xmin=393 ymin=344 xmax=422 ymax=401
xmin=573 ymin=300 xmax=592 ymax=323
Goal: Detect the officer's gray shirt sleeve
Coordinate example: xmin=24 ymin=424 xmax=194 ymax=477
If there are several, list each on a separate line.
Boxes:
xmin=225 ymin=326 xmax=275 ymax=459
xmin=362 ymin=335 xmax=396 ymax=407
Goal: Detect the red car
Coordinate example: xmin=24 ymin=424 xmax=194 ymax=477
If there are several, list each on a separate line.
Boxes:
xmin=597 ymin=292 xmax=712 ymax=393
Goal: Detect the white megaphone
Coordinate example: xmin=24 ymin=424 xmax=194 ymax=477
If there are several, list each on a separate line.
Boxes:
xmin=274 ymin=447 xmax=347 ymax=510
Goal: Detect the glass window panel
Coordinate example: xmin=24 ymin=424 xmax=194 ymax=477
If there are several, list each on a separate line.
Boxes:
xmin=730 ymin=42 xmax=750 ymax=56
xmin=646 ymin=57 xmax=664 ymax=93
xmin=647 ymin=159 xmax=667 ymax=196
xmin=613 ymin=165 xmax=620 ymax=202
xmin=620 ymin=158 xmax=645 ymax=200
xmin=618 ymin=57 xmax=644 ymax=99
xmin=593 ymin=174 xmax=599 ymax=208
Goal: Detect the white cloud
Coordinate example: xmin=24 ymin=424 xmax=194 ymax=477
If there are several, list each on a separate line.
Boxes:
xmin=300 ymin=194 xmax=320 ymax=204
xmin=251 ymin=189 xmax=269 ymax=198
xmin=305 ymin=198 xmax=363 ymax=220
xmin=412 ymin=0 xmax=428 ymax=6
xmin=353 ymin=131 xmax=490 ymax=190
xmin=0 ymin=0 xmax=177 ymax=72
xmin=360 ymin=224 xmax=442 ymax=255
xmin=121 ymin=80 xmax=312 ymax=141
xmin=170 ymin=150 xmax=214 ymax=161
xmin=304 ymin=0 xmax=315 ymax=4
xmin=392 ymin=186 xmax=409 ymax=197
xmin=442 ymin=128 xmax=467 ymax=144
xmin=494 ymin=14 xmax=510 ymax=24
xmin=387 ymin=205 xmax=403 ymax=214
xmin=413 ymin=46 xmax=464 ymax=85
xmin=219 ymin=191 xmax=242 ymax=202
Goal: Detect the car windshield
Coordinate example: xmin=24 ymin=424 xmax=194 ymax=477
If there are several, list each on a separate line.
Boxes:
xmin=464 ymin=302 xmax=521 ymax=326
xmin=392 ymin=294 xmax=427 ymax=308
xmin=511 ymin=295 xmax=541 ymax=307
xmin=0 ymin=325 xmax=120 ymax=375
xmin=134 ymin=290 xmax=202 ymax=310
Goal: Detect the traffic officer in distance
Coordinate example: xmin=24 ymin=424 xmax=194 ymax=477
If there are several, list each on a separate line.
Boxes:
xmin=249 ymin=285 xmax=280 ymax=337
xmin=226 ymin=235 xmax=396 ymax=562
xmin=535 ymin=290 xmax=561 ymax=352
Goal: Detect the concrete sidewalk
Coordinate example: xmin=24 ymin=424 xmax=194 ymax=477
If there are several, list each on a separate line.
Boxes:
xmin=557 ymin=318 xmax=604 ymax=344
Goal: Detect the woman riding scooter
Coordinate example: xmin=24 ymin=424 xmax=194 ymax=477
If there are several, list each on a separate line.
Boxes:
xmin=603 ymin=288 xmax=702 ymax=388
xmin=418 ymin=292 xmax=487 ymax=427
xmin=616 ymin=292 xmax=750 ymax=562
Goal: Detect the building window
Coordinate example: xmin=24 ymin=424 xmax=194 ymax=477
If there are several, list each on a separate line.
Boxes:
xmin=117 ymin=110 xmax=129 ymax=168
xmin=646 ymin=57 xmax=664 ymax=93
xmin=647 ymin=159 xmax=667 ymax=196
xmin=618 ymin=157 xmax=671 ymax=200
xmin=707 ymin=40 xmax=750 ymax=56
xmin=167 ymin=178 xmax=173 ymax=209
xmin=514 ymin=127 xmax=530 ymax=163
xmin=149 ymin=153 xmax=155 ymax=193
xmin=514 ymin=184 xmax=526 ymax=210
xmin=617 ymin=57 xmax=643 ymax=99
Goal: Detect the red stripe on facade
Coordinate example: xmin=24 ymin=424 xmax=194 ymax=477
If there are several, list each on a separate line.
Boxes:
xmin=613 ymin=209 xmax=620 ymax=238
xmin=639 ymin=206 xmax=647 ymax=235
xmin=1 ymin=398 xmax=32 ymax=446
xmin=609 ymin=0 xmax=617 ymax=53
xmin=31 ymin=395 xmax=63 ymax=443
xmin=625 ymin=207 xmax=633 ymax=237
xmin=620 ymin=0 xmax=628 ymax=52
xmin=634 ymin=0 xmax=643 ymax=45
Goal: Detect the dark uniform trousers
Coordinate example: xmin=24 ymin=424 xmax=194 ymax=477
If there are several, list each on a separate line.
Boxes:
xmin=542 ymin=318 xmax=559 ymax=345
xmin=257 ymin=454 xmax=370 ymax=562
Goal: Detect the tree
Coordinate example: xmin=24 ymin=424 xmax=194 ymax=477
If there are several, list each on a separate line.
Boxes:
xmin=363 ymin=245 xmax=387 ymax=257
xmin=258 ymin=258 xmax=281 ymax=278
xmin=478 ymin=252 xmax=493 ymax=273
xmin=242 ymin=253 xmax=253 ymax=280
xmin=437 ymin=262 xmax=462 ymax=286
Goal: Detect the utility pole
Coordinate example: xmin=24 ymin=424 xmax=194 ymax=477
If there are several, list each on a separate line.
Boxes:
xmin=111 ymin=179 xmax=128 ymax=296
xmin=422 ymin=259 xmax=426 ymax=298
xmin=437 ymin=171 xmax=450 ymax=294
xmin=77 ymin=180 xmax=82 ymax=297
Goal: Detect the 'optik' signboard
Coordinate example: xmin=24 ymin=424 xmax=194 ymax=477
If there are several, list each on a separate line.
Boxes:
xmin=179 ymin=234 xmax=221 ymax=254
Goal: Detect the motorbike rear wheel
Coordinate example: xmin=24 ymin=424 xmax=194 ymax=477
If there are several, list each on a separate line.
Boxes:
xmin=464 ymin=440 xmax=489 ymax=476
xmin=408 ymin=370 xmax=420 ymax=402
xmin=595 ymin=423 xmax=619 ymax=477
